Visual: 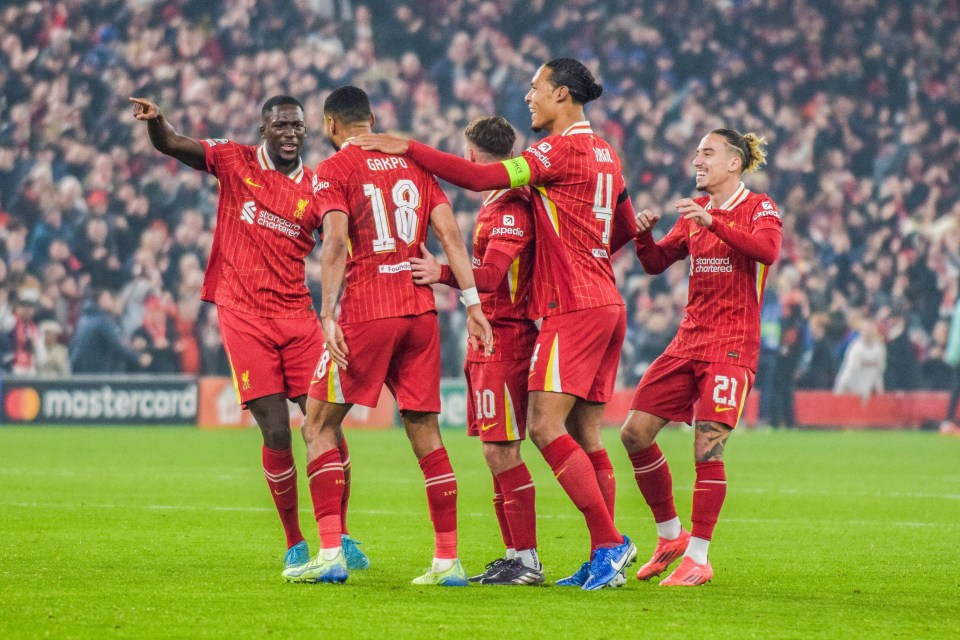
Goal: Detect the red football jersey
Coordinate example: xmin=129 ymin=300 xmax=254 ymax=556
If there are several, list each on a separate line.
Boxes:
xmin=314 ymin=145 xmax=450 ymax=324
xmin=201 ymin=140 xmax=321 ymax=318
xmin=520 ymin=121 xmax=626 ymax=318
xmin=644 ymin=185 xmax=782 ymax=371
xmin=465 ymin=188 xmax=537 ymax=362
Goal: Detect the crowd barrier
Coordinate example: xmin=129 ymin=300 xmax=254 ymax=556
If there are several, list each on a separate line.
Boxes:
xmin=0 ymin=375 xmax=951 ymax=429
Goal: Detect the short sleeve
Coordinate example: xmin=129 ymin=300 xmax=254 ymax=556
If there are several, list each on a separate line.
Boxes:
xmin=750 ymin=197 xmax=783 ymax=231
xmin=519 ymin=136 xmax=565 ymax=186
xmin=313 ymin=170 xmax=350 ymax=223
xmin=199 ymin=138 xmax=235 ymax=177
xmin=484 ymin=198 xmax=533 ymax=258
xmin=421 ymin=174 xmax=450 ymax=210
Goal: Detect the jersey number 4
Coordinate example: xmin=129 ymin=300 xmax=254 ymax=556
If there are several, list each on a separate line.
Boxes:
xmin=593 ymin=173 xmax=613 ymax=245
xmin=364 ymin=180 xmax=420 ymax=252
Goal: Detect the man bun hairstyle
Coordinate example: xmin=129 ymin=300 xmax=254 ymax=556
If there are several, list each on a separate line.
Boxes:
xmin=544 ymin=58 xmax=603 ymax=105
xmin=712 ymin=128 xmax=768 ymax=173
xmin=464 ymin=116 xmax=516 ymax=159
xmin=261 ymin=95 xmax=304 ymax=117
xmin=324 ymin=86 xmax=372 ymax=125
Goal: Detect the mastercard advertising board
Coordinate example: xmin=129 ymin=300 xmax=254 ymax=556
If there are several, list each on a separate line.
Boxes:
xmin=0 ymin=377 xmax=198 ymax=426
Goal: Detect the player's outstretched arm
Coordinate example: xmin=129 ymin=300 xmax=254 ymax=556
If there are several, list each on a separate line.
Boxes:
xmin=129 ymin=97 xmax=206 ymax=171
xmin=319 ymin=210 xmax=350 ymax=369
xmin=429 ymin=203 xmax=494 ymax=356
xmin=351 ymin=134 xmax=517 ymax=193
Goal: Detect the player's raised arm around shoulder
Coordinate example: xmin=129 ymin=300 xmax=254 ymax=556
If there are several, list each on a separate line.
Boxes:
xmin=351 ymin=133 xmax=522 ymax=193
xmin=318 ymin=208 xmax=350 ymax=368
xmin=129 ymin=97 xmax=206 ymax=171
xmin=429 ymin=202 xmax=494 ymax=355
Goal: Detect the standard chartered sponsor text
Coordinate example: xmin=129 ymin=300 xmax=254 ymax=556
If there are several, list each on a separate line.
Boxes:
xmin=694 ymin=256 xmax=733 ymax=273
xmin=257 ymin=211 xmax=301 ymax=238
xmin=43 ymin=385 xmax=198 ymax=420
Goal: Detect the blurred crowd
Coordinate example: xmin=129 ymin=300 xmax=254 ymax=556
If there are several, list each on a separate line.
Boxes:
xmin=1 ymin=0 xmax=958 ymax=425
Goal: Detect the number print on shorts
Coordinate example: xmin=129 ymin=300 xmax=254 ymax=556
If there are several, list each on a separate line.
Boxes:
xmin=364 ymin=179 xmax=421 ymax=253
xmin=474 ymin=389 xmax=496 ymax=419
xmin=314 ymin=350 xmax=331 ymax=379
xmin=712 ymin=375 xmax=739 ymax=408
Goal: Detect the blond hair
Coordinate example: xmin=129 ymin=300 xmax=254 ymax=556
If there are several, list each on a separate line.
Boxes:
xmin=712 ymin=128 xmax=768 ymax=173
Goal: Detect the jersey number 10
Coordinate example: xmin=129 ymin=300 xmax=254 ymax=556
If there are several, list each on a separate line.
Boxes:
xmin=364 ymin=180 xmax=421 ymax=253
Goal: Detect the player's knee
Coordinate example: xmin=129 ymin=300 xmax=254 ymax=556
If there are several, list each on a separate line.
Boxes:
xmin=260 ymin=424 xmax=292 ymax=449
xmin=620 ymin=418 xmax=654 ymax=452
xmin=482 ymin=442 xmax=521 ymax=472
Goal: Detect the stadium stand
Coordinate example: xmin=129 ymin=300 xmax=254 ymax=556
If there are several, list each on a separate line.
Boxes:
xmin=0 ymin=1 xmax=958 ymax=424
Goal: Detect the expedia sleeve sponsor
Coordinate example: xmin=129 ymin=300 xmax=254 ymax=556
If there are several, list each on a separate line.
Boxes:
xmin=1 ymin=377 xmax=198 ymax=425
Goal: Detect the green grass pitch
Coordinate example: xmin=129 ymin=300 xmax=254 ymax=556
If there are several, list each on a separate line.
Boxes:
xmin=1 ymin=426 xmax=957 ymax=639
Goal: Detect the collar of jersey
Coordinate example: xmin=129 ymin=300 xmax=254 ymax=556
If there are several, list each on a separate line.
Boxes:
xmin=484 ymin=189 xmax=509 ymax=205
xmin=561 ymin=121 xmax=593 ymax=136
xmin=709 ymin=182 xmax=749 ymax=211
xmin=257 ymin=144 xmax=304 ymax=183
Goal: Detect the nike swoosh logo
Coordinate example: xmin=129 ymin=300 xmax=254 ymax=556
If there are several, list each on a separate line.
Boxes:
xmin=714 ymin=405 xmax=734 ymax=413
xmin=480 ymin=422 xmax=498 ymax=431
xmin=273 ymin=487 xmax=292 ymax=496
xmin=310 ymin=380 xmax=320 ymax=385
xmin=245 ymin=177 xmax=263 ymax=188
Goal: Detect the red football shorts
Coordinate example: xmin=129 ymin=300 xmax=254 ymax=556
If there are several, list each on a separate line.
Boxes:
xmin=308 ymin=312 xmax=441 ymax=412
xmin=465 ymin=358 xmax=529 ymax=442
xmin=630 ymin=354 xmax=755 ymax=428
xmin=217 ymin=305 xmax=324 ymax=405
xmin=527 ymin=304 xmax=626 ymax=403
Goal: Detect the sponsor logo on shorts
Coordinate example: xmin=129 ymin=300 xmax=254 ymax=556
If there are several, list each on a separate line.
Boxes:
xmin=480 ymin=422 xmax=498 ymax=431
xmin=714 ymin=405 xmax=734 ymax=413
xmin=378 ymin=261 xmax=412 ymax=274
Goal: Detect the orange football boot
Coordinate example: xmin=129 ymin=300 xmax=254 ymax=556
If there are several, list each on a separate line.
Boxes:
xmin=659 ymin=556 xmax=713 ymax=586
xmin=636 ymin=528 xmax=691 ymax=580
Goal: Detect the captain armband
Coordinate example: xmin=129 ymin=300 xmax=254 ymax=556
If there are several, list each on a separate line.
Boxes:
xmin=501 ymin=157 xmax=532 ymax=188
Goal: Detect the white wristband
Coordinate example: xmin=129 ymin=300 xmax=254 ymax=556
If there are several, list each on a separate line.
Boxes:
xmin=460 ymin=287 xmax=481 ymax=307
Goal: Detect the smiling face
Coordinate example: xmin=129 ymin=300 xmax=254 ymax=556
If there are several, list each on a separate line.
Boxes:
xmin=260 ymin=104 xmax=306 ymax=165
xmin=692 ymin=133 xmax=742 ymax=193
xmin=525 ymin=65 xmax=561 ymax=133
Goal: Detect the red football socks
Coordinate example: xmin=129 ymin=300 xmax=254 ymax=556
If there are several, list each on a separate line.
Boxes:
xmin=419 ymin=447 xmax=458 ymax=559
xmin=541 ymin=435 xmax=621 ymax=550
xmin=338 ymin=436 xmax=351 ymax=535
xmin=262 ymin=446 xmax=304 ymax=548
xmin=306 ymin=448 xmax=344 ymax=549
xmin=491 ymin=476 xmax=513 ymax=549
xmin=495 ymin=462 xmax=537 ymax=552
xmin=587 ymin=448 xmax=617 ymax=518
xmin=629 ymin=443 xmax=678 ymax=524
xmin=691 ymin=460 xmax=726 ymax=541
